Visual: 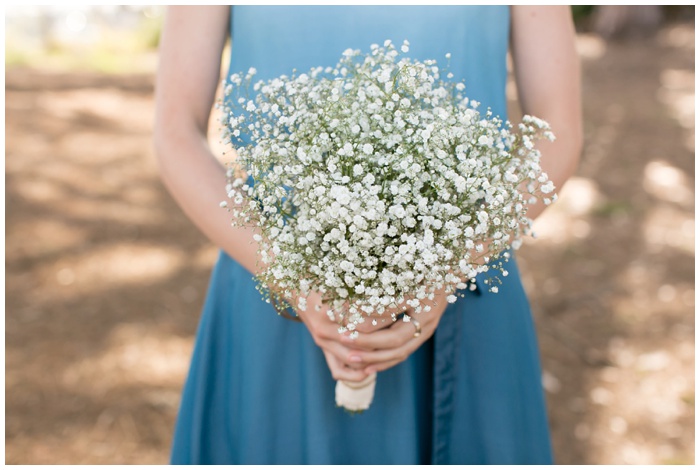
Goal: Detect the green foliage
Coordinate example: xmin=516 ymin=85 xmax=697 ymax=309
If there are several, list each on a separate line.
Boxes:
xmin=5 ymin=48 xmax=33 ymax=67
xmin=571 ymin=5 xmax=595 ymax=24
xmin=136 ymin=14 xmax=162 ymax=50
xmin=571 ymin=5 xmax=595 ymax=21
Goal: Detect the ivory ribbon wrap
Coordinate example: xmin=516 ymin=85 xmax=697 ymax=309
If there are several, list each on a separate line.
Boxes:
xmin=335 ymin=372 xmax=377 ymax=412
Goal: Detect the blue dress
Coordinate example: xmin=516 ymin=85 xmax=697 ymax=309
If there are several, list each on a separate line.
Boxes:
xmin=171 ymin=6 xmax=553 ymax=464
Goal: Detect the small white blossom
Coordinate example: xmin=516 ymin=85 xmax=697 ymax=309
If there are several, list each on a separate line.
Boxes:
xmin=221 ymin=40 xmax=555 ymax=331
xmin=540 ymin=181 xmax=555 ymax=194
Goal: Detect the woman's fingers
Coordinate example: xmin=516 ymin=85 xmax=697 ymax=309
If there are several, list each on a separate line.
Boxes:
xmin=342 ymin=314 xmax=431 ymax=350
xmin=348 ymin=304 xmax=414 ymax=334
xmin=355 ymin=337 xmax=424 ymax=372
xmin=300 ymin=290 xmax=449 ymax=376
xmin=304 ymin=313 xmax=372 ymax=366
xmin=296 ymin=302 xmax=344 ymax=339
xmin=315 ymin=336 xmax=350 ymax=360
xmin=352 ymin=317 xmax=393 ymax=334
xmin=347 ymin=332 xmax=424 ymax=372
xmin=322 ymin=350 xmax=370 ymax=382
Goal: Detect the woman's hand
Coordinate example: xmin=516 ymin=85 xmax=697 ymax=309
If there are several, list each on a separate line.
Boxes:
xmin=296 ymin=291 xmax=432 ymax=381
xmin=343 ymin=291 xmax=452 ymax=374
xmin=298 ymin=290 xmax=453 ymax=380
xmin=295 ymin=291 xmax=369 ymax=382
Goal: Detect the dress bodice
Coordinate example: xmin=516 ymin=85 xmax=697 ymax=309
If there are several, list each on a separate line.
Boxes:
xmin=227 ymin=6 xmax=510 ymax=119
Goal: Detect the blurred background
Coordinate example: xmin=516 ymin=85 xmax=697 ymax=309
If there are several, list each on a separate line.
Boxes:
xmin=5 ymin=5 xmax=695 ymax=464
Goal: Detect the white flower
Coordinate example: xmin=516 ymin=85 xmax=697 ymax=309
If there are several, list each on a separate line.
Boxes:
xmin=377 ymin=68 xmax=392 ymax=84
xmin=541 ymin=181 xmax=555 ymax=194
xmin=477 ymin=135 xmax=493 ymax=146
xmin=221 ymin=39 xmax=555 ymax=335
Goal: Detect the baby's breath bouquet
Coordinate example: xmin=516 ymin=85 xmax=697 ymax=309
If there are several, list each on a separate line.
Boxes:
xmin=219 ymin=40 xmax=555 ymax=411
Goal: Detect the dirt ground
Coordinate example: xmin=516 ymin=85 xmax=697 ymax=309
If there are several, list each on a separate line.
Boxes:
xmin=5 ymin=22 xmax=695 ymax=464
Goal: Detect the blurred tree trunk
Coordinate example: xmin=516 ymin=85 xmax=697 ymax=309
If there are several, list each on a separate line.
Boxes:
xmin=592 ymin=5 xmax=663 ymax=39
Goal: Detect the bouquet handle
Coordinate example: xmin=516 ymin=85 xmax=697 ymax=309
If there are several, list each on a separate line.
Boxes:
xmin=335 ymin=373 xmax=377 ymax=412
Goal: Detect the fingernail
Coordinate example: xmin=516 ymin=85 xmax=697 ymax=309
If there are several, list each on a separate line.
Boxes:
xmin=349 ymin=355 xmax=362 ymax=363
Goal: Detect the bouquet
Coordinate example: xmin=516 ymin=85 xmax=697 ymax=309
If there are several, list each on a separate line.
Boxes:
xmin=219 ymin=40 xmax=555 ymax=411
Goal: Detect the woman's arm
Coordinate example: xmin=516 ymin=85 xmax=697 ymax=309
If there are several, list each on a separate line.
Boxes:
xmin=153 ymin=7 xmax=375 ymax=382
xmin=153 ymin=6 xmax=261 ymax=274
xmin=510 ymin=5 xmax=583 ymax=221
